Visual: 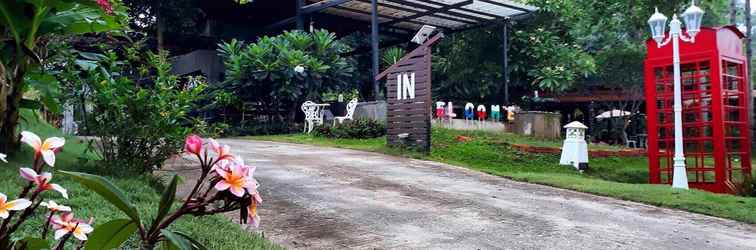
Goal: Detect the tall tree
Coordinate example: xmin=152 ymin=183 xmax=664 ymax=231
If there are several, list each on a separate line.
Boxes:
xmin=731 ymin=0 xmax=739 ymax=24
xmin=122 ymin=0 xmax=252 ymax=51
xmin=432 ymin=0 xmax=729 ymax=103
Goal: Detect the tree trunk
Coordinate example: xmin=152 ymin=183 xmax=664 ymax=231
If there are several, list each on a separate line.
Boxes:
xmin=156 ymin=1 xmax=165 ymax=51
xmin=288 ymin=102 xmax=298 ymax=122
xmin=730 ymin=0 xmax=738 ymax=24
xmin=0 ymin=66 xmax=9 ymax=152
xmin=0 ymin=85 xmax=24 ymax=154
xmin=0 ymin=65 xmax=24 ymax=154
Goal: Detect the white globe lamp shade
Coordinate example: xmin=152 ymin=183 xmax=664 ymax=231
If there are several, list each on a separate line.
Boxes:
xmin=648 ymin=8 xmax=668 ymax=45
xmin=294 ymin=65 xmax=305 ymax=74
xmin=682 ymin=1 xmax=704 ymax=39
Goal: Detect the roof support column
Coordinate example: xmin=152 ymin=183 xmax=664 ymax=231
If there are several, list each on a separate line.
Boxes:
xmin=502 ymin=20 xmax=510 ymax=105
xmin=296 ymin=0 xmax=305 ymax=30
xmin=371 ymin=0 xmax=380 ymax=99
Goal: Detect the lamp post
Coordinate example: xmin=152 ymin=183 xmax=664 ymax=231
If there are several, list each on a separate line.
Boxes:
xmin=647 ymin=1 xmax=704 ymax=189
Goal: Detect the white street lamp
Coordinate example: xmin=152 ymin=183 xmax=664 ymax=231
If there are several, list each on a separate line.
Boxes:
xmin=647 ymin=1 xmax=705 ymax=190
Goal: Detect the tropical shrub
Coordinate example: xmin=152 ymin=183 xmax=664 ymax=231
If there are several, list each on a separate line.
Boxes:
xmin=217 ymin=29 xmax=357 ymax=122
xmin=0 ymin=0 xmax=126 ymax=153
xmin=57 ymin=46 xmax=205 ymax=174
xmin=314 ymin=119 xmax=386 ymax=139
xmin=0 ymin=131 xmax=93 ymax=249
xmin=63 ymin=135 xmax=264 ymax=250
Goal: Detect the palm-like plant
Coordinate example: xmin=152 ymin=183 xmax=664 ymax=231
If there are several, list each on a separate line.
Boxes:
xmin=381 ymin=47 xmax=405 ymax=68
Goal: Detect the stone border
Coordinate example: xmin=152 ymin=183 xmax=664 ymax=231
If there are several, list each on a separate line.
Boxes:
xmin=511 ymin=144 xmax=646 ymax=158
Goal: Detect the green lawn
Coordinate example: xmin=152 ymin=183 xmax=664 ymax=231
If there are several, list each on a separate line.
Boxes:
xmin=1 ymin=110 xmax=280 ymax=249
xmin=249 ymin=128 xmax=756 ymax=224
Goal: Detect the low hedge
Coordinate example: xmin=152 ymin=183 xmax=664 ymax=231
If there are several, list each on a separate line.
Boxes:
xmin=314 ymin=119 xmax=386 ymax=139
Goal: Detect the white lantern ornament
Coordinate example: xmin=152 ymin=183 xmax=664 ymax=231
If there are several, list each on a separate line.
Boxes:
xmin=648 ymin=8 xmax=668 ymax=46
xmin=682 ymin=1 xmax=704 ymax=40
xmin=560 ymin=121 xmax=589 ymax=170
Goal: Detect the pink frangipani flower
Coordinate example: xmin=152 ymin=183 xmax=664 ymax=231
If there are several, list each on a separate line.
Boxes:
xmin=20 ymin=168 xmax=68 ymax=199
xmin=41 ymin=200 xmax=72 ymax=213
xmin=214 ymin=163 xmax=256 ymax=197
xmin=232 ymin=156 xmax=256 ymax=173
xmin=20 ymin=131 xmax=64 ymax=167
xmin=208 ymin=138 xmax=234 ymax=161
xmin=211 ymin=159 xmax=232 ymax=174
xmin=52 ymin=212 xmax=93 ymax=241
xmin=247 ymin=192 xmax=262 ymax=228
xmin=184 ymin=134 xmax=203 ymax=155
xmin=212 ymin=157 xmax=254 ymax=175
xmin=0 ymin=192 xmax=31 ymax=219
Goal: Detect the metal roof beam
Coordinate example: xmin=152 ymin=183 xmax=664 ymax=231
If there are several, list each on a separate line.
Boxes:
xmin=354 ymin=0 xmax=478 ymax=24
xmin=266 ymin=0 xmax=353 ymax=30
xmin=447 ymin=11 xmax=533 ymax=34
xmin=301 ymin=0 xmax=353 ymax=14
xmin=477 ymin=0 xmax=533 ymax=13
xmin=383 ymin=0 xmax=498 ymax=22
xmin=380 ymin=0 xmax=474 ymax=27
xmin=331 ymin=5 xmax=451 ymax=29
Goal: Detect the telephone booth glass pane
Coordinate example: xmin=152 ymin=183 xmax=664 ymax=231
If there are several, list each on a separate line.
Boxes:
xmin=721 ymin=60 xmax=750 ymax=185
xmin=652 ymin=61 xmax=715 ymax=184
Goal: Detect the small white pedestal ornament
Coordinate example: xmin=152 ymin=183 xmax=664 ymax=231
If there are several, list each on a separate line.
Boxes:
xmin=560 ymin=121 xmax=589 ymax=169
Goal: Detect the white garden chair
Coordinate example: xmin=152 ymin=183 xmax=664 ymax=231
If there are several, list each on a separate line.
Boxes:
xmin=333 ymin=99 xmax=358 ymax=126
xmin=302 ymin=101 xmax=325 ymax=133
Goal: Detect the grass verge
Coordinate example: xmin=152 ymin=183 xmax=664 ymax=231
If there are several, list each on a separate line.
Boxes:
xmin=249 ymin=128 xmax=756 ymax=224
xmin=1 ymin=110 xmax=280 ymax=249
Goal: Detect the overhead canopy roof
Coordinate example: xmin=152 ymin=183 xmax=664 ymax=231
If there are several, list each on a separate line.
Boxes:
xmin=313 ymin=0 xmax=537 ymax=31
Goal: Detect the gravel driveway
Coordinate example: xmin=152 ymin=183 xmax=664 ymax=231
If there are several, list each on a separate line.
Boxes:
xmin=170 ymin=139 xmax=756 ymax=249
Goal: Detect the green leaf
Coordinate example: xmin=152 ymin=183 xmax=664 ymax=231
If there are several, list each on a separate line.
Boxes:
xmin=78 ymin=51 xmax=107 ymax=61
xmin=58 ymin=171 xmax=141 ymax=224
xmin=14 ymin=237 xmax=49 ymax=250
xmin=153 ymin=175 xmax=179 ymax=227
xmin=174 ymin=232 xmax=208 ymax=250
xmin=39 ymin=4 xmax=122 ymax=35
xmin=163 ymin=241 xmax=180 ymax=250
xmin=75 ymin=59 xmax=98 ymax=71
xmin=84 ymin=219 xmax=137 ymax=250
xmin=25 ymin=71 xmax=62 ymax=113
xmin=160 ymin=230 xmax=192 ymax=250
xmin=19 ymin=99 xmax=43 ymax=110
xmin=0 ymin=0 xmax=27 ymax=44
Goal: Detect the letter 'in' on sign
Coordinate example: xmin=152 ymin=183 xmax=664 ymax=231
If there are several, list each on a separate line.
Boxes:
xmin=397 ymin=72 xmax=416 ymax=100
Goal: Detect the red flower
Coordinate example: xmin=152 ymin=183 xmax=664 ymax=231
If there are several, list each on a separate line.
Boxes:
xmin=96 ymin=0 xmax=113 ymax=15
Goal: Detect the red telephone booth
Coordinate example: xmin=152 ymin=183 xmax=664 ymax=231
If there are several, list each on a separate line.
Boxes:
xmin=644 ymin=26 xmax=752 ymax=193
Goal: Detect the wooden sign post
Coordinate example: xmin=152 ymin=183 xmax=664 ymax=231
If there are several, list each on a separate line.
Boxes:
xmin=375 ymin=33 xmax=444 ymax=152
